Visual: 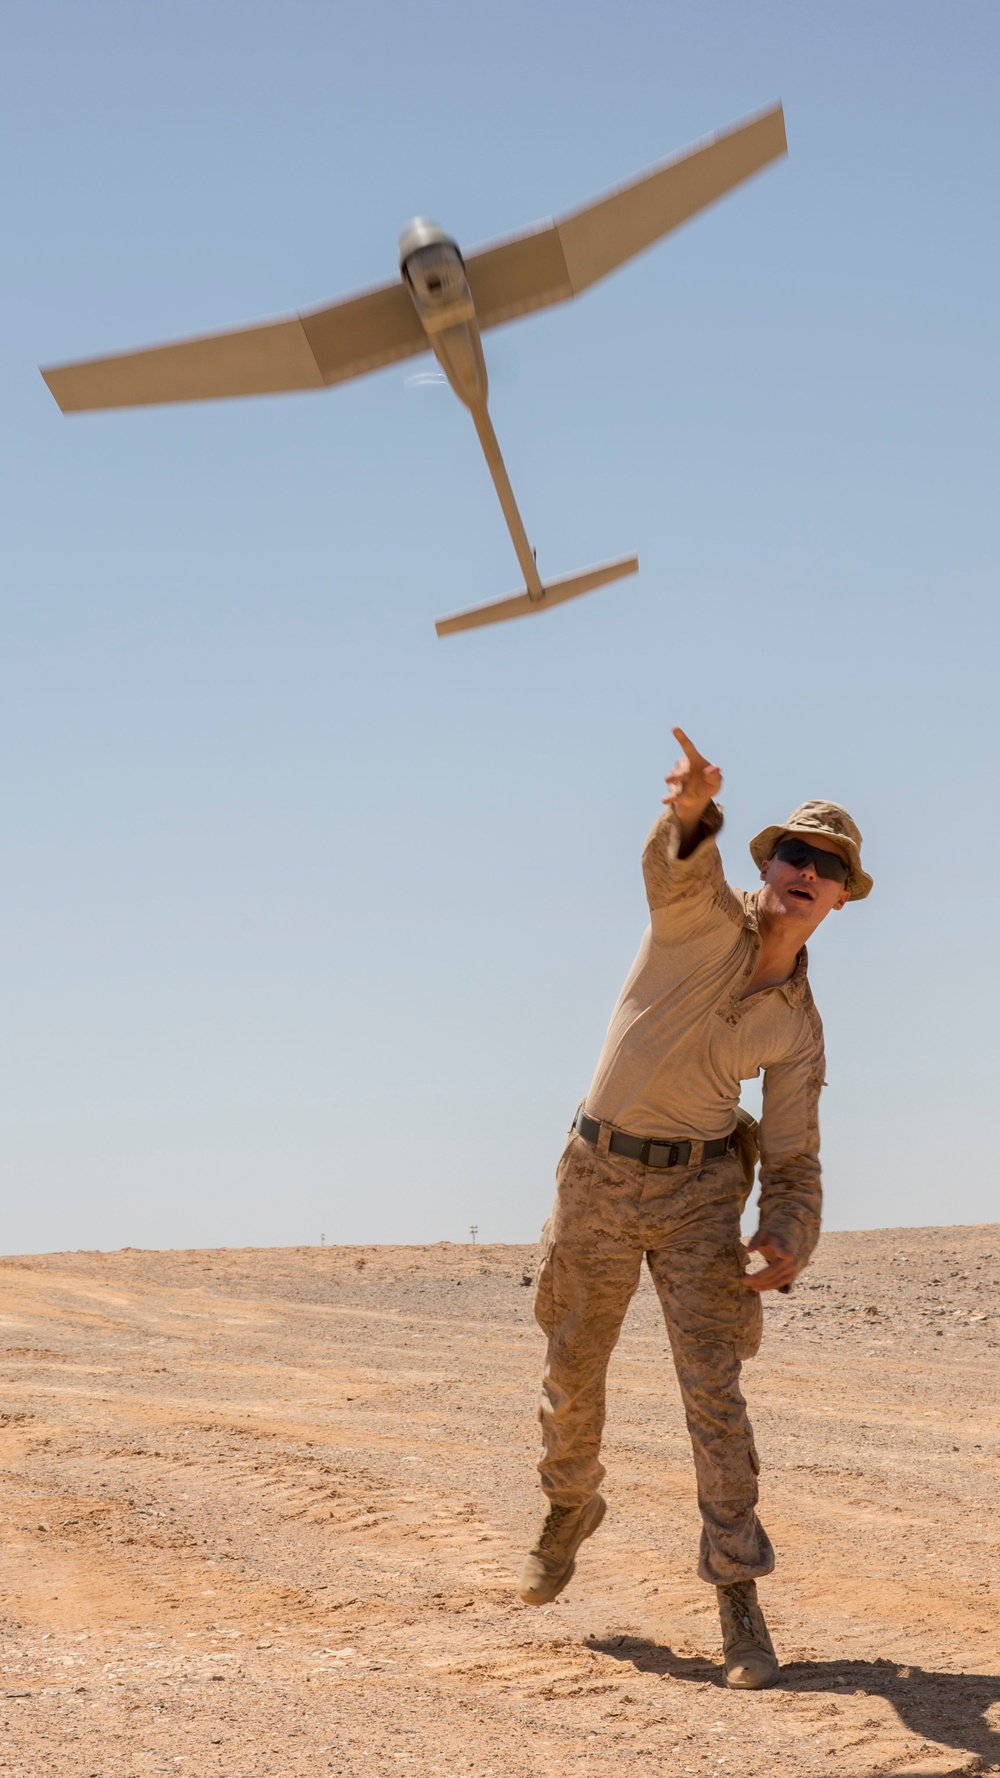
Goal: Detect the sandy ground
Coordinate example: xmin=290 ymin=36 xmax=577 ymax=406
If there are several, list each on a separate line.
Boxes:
xmin=1 ymin=1226 xmax=999 ymax=1778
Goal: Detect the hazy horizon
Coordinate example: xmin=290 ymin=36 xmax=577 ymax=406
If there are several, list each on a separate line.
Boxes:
xmin=6 ymin=1216 xmax=1000 ymax=1261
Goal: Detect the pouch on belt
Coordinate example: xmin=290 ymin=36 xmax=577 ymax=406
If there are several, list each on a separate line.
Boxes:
xmin=733 ymin=1108 xmax=760 ymax=1201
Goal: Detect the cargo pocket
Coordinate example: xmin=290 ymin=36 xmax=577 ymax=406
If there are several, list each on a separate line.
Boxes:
xmin=734 ymin=1242 xmax=764 ymax=1360
xmin=534 ymin=1218 xmax=557 ymax=1337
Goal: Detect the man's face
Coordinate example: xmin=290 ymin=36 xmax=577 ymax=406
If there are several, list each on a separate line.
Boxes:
xmin=759 ymin=835 xmax=850 ymax=930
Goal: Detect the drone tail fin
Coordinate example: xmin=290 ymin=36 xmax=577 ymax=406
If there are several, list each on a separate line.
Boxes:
xmin=434 ymin=553 xmax=638 ymax=637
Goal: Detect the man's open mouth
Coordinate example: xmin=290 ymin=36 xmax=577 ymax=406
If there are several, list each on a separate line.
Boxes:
xmin=788 ymin=885 xmax=815 ymax=902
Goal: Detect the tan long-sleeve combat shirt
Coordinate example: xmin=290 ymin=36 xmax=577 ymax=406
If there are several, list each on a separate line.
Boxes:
xmin=584 ymin=802 xmax=825 ymax=1265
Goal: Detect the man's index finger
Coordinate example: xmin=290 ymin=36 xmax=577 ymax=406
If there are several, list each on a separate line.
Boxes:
xmin=671 ymin=725 xmax=706 ymax=767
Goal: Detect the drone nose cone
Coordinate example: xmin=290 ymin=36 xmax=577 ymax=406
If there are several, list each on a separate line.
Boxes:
xmin=399 ymin=217 xmax=458 ymax=269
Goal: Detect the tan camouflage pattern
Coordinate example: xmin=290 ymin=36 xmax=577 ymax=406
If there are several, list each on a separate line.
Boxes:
xmin=533 ymin=1132 xmax=775 ymax=1586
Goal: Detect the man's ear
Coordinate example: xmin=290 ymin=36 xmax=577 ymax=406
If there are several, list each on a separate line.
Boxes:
xmin=833 ymin=889 xmax=849 ymax=912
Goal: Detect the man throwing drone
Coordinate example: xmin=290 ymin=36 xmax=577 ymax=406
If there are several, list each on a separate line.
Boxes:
xmin=519 ymin=729 xmax=872 ymax=1688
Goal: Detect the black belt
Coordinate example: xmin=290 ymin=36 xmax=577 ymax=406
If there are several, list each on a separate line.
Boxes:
xmin=573 ymin=1107 xmax=734 ymax=1170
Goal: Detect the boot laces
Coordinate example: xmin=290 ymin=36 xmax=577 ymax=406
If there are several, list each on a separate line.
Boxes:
xmin=539 ymin=1504 xmax=573 ymax=1550
xmin=722 ymin=1581 xmax=760 ymax=1639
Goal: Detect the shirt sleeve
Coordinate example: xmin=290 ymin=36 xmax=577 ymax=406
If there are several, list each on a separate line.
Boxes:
xmin=641 ymin=801 xmax=743 ymax=933
xmin=756 ymin=1012 xmax=826 ymax=1269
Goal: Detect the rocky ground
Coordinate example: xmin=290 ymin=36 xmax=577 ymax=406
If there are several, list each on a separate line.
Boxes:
xmin=1 ymin=1224 xmax=999 ymax=1778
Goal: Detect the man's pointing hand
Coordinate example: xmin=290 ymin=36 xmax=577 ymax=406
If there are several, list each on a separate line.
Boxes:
xmin=663 ymin=727 xmax=723 ymax=852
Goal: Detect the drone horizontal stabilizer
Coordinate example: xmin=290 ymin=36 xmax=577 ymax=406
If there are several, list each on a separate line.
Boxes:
xmin=434 ymin=554 xmax=638 ymax=638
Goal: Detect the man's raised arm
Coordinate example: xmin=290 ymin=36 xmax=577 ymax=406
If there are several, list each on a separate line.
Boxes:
xmin=641 ymin=727 xmax=737 ymax=918
xmin=663 ymin=727 xmax=723 ymax=856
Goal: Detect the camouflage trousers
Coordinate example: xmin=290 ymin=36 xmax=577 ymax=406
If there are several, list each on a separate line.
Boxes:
xmin=533 ymin=1132 xmax=775 ymax=1586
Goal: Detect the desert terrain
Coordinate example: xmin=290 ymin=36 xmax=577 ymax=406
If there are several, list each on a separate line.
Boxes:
xmin=1 ymin=1224 xmax=998 ymax=1778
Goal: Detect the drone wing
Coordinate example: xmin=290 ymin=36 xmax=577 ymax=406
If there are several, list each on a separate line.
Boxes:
xmin=41 ymin=279 xmax=427 ymax=413
xmin=41 ymin=102 xmax=785 ymax=414
xmin=466 ymin=102 xmax=786 ymax=329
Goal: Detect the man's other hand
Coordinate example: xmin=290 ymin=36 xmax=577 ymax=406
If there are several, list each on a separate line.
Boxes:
xmin=743 ymin=1231 xmax=797 ymax=1293
xmin=663 ymin=728 xmax=723 ymax=852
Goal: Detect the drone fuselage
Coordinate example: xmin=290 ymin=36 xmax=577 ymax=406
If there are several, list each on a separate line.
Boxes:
xmin=399 ymin=220 xmax=488 ymax=413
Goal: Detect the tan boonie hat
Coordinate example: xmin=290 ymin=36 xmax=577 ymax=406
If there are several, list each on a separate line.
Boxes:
xmin=749 ymin=800 xmax=873 ymax=901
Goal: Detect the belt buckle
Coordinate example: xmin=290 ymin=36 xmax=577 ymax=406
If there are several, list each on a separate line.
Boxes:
xmin=648 ymin=1140 xmax=693 ymax=1169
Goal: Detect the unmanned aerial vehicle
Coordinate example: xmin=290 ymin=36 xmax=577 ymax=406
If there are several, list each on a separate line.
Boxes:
xmin=42 ymin=105 xmax=786 ymax=636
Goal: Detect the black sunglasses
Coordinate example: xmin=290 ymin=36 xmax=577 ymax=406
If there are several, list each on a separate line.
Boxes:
xmin=774 ymin=838 xmax=849 ymax=886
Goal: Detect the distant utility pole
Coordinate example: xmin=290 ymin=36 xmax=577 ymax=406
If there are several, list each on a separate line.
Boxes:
xmin=320 ymin=1233 xmax=325 ymax=1246
xmin=469 ymin=1224 xmax=478 ymax=1243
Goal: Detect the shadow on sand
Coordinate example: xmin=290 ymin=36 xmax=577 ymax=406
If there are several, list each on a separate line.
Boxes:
xmin=586 ymin=1637 xmax=1000 ymax=1772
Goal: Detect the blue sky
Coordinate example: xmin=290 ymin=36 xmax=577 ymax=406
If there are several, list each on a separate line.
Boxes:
xmin=2 ymin=1 xmax=998 ymax=1250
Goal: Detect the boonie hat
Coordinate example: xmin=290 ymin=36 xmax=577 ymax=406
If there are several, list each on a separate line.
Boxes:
xmin=749 ymin=801 xmax=872 ymax=901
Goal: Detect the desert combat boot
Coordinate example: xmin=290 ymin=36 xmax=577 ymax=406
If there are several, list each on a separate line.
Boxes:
xmin=716 ymin=1580 xmax=779 ymax=1689
xmin=518 ymin=1495 xmax=607 ymax=1606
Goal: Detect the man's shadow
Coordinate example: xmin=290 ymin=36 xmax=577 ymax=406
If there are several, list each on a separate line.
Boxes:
xmin=587 ymin=1637 xmax=1000 ymax=1770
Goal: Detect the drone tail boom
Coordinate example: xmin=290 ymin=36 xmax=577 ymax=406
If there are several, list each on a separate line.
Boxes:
xmin=434 ymin=554 xmax=638 ymax=638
